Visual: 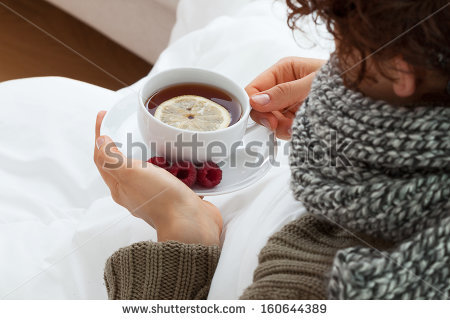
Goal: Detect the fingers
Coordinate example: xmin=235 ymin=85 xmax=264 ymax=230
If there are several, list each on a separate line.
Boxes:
xmin=93 ymin=111 xmax=140 ymax=205
xmin=94 ymin=111 xmax=127 ymax=173
xmin=245 ymin=68 xmax=277 ymax=98
xmin=250 ymin=109 xmax=278 ymax=130
xmin=273 ymin=113 xmax=294 ymax=140
xmin=250 ymin=72 xmax=316 ymax=112
xmin=94 ymin=111 xmax=117 ymax=188
xmin=251 ymin=109 xmax=295 ymax=140
xmin=95 ymin=135 xmax=127 ymax=173
xmin=95 ymin=111 xmax=107 ymax=141
xmin=245 ymin=57 xmax=304 ymax=97
xmin=245 ymin=56 xmax=324 ymax=99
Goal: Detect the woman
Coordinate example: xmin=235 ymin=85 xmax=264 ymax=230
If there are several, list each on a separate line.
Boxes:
xmin=96 ymin=0 xmax=449 ymax=299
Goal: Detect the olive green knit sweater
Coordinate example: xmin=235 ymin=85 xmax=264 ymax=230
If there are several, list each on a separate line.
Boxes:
xmin=104 ymin=214 xmax=390 ymax=299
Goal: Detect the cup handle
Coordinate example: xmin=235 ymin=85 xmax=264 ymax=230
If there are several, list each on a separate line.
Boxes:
xmin=245 ymin=118 xmax=258 ymax=129
xmin=229 ymin=118 xmax=277 ymax=166
xmin=244 ymin=118 xmax=264 ymax=135
xmin=234 ymin=118 xmax=275 ymax=152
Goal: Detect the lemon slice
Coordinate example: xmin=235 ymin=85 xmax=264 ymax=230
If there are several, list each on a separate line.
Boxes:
xmin=154 ymin=95 xmax=231 ymax=131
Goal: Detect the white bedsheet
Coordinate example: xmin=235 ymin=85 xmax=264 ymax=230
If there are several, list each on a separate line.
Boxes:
xmin=0 ymin=0 xmax=332 ymax=299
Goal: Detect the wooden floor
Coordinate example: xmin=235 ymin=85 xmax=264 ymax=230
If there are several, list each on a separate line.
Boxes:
xmin=0 ymin=0 xmax=152 ymax=90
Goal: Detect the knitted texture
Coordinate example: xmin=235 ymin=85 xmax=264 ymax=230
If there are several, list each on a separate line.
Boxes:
xmin=329 ymin=216 xmax=450 ymax=299
xmin=103 ymin=215 xmax=389 ymax=300
xmin=240 ymin=214 xmax=391 ymax=300
xmin=104 ymin=241 xmax=220 ymax=299
xmin=289 ymin=57 xmax=450 ymax=299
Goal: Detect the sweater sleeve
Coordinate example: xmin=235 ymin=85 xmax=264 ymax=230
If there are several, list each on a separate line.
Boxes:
xmin=239 ymin=214 xmax=384 ymax=300
xmin=104 ymin=240 xmax=220 ymax=300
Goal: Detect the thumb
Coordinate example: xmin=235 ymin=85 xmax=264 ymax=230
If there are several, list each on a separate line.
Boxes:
xmin=250 ymin=72 xmax=315 ymax=112
xmin=95 ymin=135 xmax=127 ymax=173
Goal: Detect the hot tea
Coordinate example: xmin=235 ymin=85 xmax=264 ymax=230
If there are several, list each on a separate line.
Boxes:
xmin=146 ymin=83 xmax=242 ymax=130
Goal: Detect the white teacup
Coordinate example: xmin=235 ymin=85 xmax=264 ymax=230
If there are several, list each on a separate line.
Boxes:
xmin=138 ymin=68 xmax=250 ymax=162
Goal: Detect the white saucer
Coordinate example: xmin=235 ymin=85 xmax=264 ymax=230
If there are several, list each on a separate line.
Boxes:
xmin=101 ymin=93 xmax=277 ymax=196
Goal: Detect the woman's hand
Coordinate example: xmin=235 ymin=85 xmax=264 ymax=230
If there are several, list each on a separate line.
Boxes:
xmin=246 ymin=57 xmax=325 ymax=139
xmin=94 ymin=111 xmax=222 ymax=246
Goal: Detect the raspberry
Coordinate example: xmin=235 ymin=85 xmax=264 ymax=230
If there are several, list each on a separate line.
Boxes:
xmin=147 ymin=156 xmax=170 ymax=170
xmin=168 ymin=161 xmax=197 ymax=187
xmin=197 ymin=161 xmax=222 ymax=188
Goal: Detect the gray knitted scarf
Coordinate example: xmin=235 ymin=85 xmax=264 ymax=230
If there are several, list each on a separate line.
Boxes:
xmin=289 ymin=58 xmax=450 ymax=299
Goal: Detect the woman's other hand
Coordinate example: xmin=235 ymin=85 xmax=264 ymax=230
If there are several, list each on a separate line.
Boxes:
xmin=246 ymin=57 xmax=325 ymax=139
xmin=94 ymin=111 xmax=222 ymax=246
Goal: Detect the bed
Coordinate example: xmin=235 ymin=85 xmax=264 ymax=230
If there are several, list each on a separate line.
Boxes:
xmin=0 ymin=0 xmax=333 ymax=299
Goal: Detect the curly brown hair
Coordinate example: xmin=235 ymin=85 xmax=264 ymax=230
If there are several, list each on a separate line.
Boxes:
xmin=285 ymin=0 xmax=450 ymax=85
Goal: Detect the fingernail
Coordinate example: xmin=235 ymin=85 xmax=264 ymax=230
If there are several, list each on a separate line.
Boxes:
xmin=96 ymin=137 xmax=105 ymax=149
xmin=260 ymin=119 xmax=272 ymax=130
xmin=251 ymin=94 xmax=270 ymax=106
